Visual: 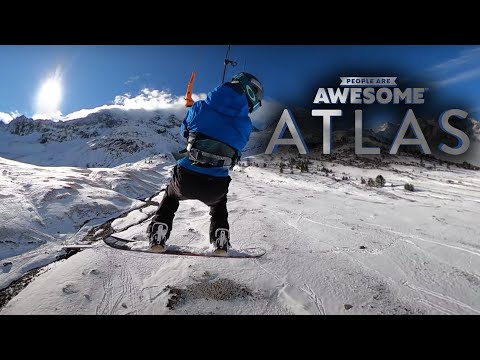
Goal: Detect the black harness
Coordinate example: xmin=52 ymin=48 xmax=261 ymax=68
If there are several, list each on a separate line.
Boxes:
xmin=179 ymin=132 xmax=240 ymax=170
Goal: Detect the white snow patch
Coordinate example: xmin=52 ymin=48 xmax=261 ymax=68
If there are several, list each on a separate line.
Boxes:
xmin=111 ymin=210 xmax=148 ymax=232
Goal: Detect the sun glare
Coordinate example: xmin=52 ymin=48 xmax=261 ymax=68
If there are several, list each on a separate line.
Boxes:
xmin=36 ymin=69 xmax=62 ymax=119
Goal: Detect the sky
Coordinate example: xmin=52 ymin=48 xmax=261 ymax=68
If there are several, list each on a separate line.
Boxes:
xmin=0 ymin=45 xmax=479 ymax=127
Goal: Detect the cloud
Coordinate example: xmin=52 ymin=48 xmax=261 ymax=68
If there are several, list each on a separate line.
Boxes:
xmin=62 ymin=88 xmax=284 ymax=131
xmin=0 ymin=111 xmax=21 ymax=124
xmin=0 ymin=112 xmax=13 ymax=124
xmin=468 ymin=107 xmax=480 ymax=114
xmin=434 ymin=67 xmax=480 ymax=87
xmin=7 ymin=86 xmax=283 ymax=130
xmin=32 ymin=111 xmax=63 ymax=121
xmin=431 ymin=47 xmax=480 ymax=72
xmin=430 ymin=47 xmax=480 ymax=87
xmin=124 ymin=73 xmax=151 ymax=85
xmin=114 ymin=88 xmax=186 ymax=109
xmin=63 ymin=88 xmax=207 ymax=121
xmin=124 ymin=75 xmax=140 ymax=85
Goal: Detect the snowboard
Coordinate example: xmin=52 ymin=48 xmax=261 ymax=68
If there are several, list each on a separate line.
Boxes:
xmin=104 ymin=235 xmax=266 ymax=258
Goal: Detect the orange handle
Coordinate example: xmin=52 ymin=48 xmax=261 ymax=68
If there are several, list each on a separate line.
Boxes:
xmin=185 ymin=71 xmax=196 ymax=107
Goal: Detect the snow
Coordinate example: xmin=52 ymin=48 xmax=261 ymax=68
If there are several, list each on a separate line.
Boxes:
xmin=0 ymin=155 xmax=172 ymax=290
xmin=0 ymin=109 xmax=185 ymax=168
xmin=2 ymin=150 xmax=480 ymax=314
xmin=142 ymin=205 xmax=159 ymax=216
xmin=111 ymin=210 xmax=148 ymax=232
xmin=1 ymin=107 xmax=479 ymax=314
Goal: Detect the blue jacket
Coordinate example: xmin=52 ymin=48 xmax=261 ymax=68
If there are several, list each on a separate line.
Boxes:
xmin=178 ymin=83 xmax=253 ymax=177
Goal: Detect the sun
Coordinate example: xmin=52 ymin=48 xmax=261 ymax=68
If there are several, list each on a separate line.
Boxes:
xmin=36 ymin=69 xmax=62 ymax=119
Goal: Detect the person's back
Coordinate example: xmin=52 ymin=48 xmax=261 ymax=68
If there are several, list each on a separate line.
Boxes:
xmin=178 ymin=81 xmax=253 ymax=177
xmin=147 ymin=72 xmax=263 ymax=254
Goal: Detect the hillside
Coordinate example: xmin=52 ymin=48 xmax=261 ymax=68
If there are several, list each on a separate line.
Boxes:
xmin=2 ymin=149 xmax=480 ymax=314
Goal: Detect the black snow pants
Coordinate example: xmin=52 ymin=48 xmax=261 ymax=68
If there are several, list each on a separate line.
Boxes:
xmin=150 ymin=165 xmax=231 ymax=243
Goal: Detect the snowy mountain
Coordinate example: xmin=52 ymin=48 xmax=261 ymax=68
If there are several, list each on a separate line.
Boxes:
xmin=0 ymin=108 xmax=273 ymax=168
xmin=0 ymin=109 xmax=185 ymax=168
xmin=373 ymin=121 xmax=399 ymax=144
xmin=356 ymin=116 xmax=480 ymax=148
xmin=472 ymin=118 xmax=480 ymax=139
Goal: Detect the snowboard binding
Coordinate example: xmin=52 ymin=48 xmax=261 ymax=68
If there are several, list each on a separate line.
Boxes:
xmin=212 ymin=228 xmax=230 ymax=255
xmin=147 ymin=221 xmax=168 ymax=252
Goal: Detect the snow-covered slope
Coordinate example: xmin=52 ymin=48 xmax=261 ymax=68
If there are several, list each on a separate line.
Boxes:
xmin=0 ymin=155 xmax=174 ymax=291
xmin=1 ymin=105 xmax=479 ymax=315
xmin=0 ymin=109 xmax=185 ymax=168
xmin=0 ymin=107 xmax=277 ymax=293
xmin=2 ymin=150 xmax=479 ymax=315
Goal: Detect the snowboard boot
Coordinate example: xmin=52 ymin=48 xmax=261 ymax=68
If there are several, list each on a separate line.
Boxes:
xmin=147 ymin=221 xmax=168 ymax=252
xmin=212 ymin=228 xmax=230 ymax=255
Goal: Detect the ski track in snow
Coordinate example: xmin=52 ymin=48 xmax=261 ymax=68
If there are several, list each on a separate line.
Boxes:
xmin=363 ymin=222 xmax=480 ymax=258
xmin=403 ymin=281 xmax=480 ymax=315
xmin=94 ymin=251 xmax=140 ymax=315
xmin=2 ymin=152 xmax=480 ymax=315
xmin=252 ymin=258 xmax=326 ymax=315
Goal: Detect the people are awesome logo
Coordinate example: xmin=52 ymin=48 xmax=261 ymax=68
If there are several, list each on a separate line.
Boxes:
xmin=265 ymin=76 xmax=470 ymax=157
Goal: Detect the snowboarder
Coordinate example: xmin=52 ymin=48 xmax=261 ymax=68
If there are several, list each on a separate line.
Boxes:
xmin=147 ymin=72 xmax=263 ymax=254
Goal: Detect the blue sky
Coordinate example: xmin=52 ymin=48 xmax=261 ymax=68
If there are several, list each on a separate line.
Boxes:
xmin=0 ymin=45 xmax=479 ymax=124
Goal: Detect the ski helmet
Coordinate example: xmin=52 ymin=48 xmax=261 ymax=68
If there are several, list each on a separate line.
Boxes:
xmin=231 ymin=72 xmax=263 ymax=113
